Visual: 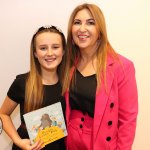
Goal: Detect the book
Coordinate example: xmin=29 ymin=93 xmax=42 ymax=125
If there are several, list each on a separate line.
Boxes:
xmin=23 ymin=102 xmax=67 ymax=146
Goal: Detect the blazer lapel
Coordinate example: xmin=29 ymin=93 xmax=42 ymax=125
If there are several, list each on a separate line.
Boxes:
xmin=65 ymin=66 xmax=76 ymax=126
xmin=93 ymin=57 xmax=115 ymax=141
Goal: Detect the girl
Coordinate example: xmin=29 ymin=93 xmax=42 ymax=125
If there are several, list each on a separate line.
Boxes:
xmin=0 ymin=25 xmax=66 ymax=150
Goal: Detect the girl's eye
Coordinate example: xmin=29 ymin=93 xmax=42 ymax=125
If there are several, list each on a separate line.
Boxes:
xmin=52 ymin=44 xmax=60 ymax=49
xmin=53 ymin=46 xmax=59 ymax=49
xmin=40 ymin=47 xmax=47 ymax=51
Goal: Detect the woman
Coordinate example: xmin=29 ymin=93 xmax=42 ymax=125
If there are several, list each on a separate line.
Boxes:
xmin=62 ymin=3 xmax=138 ymax=150
xmin=0 ymin=25 xmax=66 ymax=150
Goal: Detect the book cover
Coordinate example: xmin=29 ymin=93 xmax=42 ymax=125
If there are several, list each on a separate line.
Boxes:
xmin=23 ymin=102 xmax=67 ymax=146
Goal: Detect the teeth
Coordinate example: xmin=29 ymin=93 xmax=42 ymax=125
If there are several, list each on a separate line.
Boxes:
xmin=47 ymin=60 xmax=53 ymax=62
xmin=45 ymin=58 xmax=55 ymax=62
xmin=78 ymin=35 xmax=88 ymax=38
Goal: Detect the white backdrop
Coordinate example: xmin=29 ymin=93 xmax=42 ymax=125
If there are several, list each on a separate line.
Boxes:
xmin=0 ymin=0 xmax=150 ymax=149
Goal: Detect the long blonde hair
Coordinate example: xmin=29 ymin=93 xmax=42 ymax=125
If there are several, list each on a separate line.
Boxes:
xmin=25 ymin=26 xmax=66 ymax=113
xmin=62 ymin=3 xmax=118 ymax=94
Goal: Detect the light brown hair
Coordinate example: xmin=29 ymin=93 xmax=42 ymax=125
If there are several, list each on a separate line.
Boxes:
xmin=25 ymin=26 xmax=66 ymax=113
xmin=62 ymin=3 xmax=118 ymax=94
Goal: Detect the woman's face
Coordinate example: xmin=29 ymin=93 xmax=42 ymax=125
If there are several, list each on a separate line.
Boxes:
xmin=34 ymin=32 xmax=63 ymax=73
xmin=72 ymin=8 xmax=99 ymax=52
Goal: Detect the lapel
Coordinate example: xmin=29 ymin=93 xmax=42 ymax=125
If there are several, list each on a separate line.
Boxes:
xmin=93 ymin=56 xmax=115 ymax=141
xmin=65 ymin=91 xmax=70 ymax=127
xmin=65 ymin=66 xmax=76 ymax=126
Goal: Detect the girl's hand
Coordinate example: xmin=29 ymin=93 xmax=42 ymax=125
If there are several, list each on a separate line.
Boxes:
xmin=29 ymin=139 xmax=44 ymax=150
xmin=16 ymin=139 xmax=44 ymax=150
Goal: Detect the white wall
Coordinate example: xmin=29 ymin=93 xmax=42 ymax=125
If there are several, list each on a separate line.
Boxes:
xmin=0 ymin=0 xmax=150 ymax=149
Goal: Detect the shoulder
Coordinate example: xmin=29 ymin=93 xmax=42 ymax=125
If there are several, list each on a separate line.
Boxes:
xmin=118 ymin=54 xmax=135 ymax=73
xmin=7 ymin=72 xmax=29 ymax=102
xmin=109 ymin=54 xmax=135 ymax=72
xmin=15 ymin=72 xmax=29 ymax=83
xmin=107 ymin=54 xmax=136 ymax=82
xmin=11 ymin=72 xmax=29 ymax=88
xmin=16 ymin=72 xmax=29 ymax=80
xmin=118 ymin=54 xmax=134 ymax=66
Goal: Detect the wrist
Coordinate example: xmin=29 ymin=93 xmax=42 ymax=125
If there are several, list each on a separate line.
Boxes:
xmin=13 ymin=136 xmax=22 ymax=146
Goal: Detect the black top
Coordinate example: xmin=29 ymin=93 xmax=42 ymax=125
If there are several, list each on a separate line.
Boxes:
xmin=7 ymin=73 xmax=66 ymax=150
xmin=69 ymin=70 xmax=97 ymax=118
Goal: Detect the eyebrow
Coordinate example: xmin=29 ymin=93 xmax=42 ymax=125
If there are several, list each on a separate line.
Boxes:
xmin=39 ymin=44 xmax=47 ymax=47
xmin=86 ymin=18 xmax=95 ymax=22
xmin=39 ymin=43 xmax=60 ymax=46
xmin=74 ymin=18 xmax=95 ymax=21
xmin=52 ymin=44 xmax=60 ymax=46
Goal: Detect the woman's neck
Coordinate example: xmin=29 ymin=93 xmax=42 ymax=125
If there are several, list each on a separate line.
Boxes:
xmin=80 ymin=46 xmax=97 ymax=62
xmin=77 ymin=53 xmax=97 ymax=77
xmin=79 ymin=47 xmax=97 ymax=63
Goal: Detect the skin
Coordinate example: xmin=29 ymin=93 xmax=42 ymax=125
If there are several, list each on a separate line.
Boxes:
xmin=0 ymin=32 xmax=64 ymax=150
xmin=72 ymin=9 xmax=99 ymax=76
xmin=35 ymin=32 xmax=64 ymax=85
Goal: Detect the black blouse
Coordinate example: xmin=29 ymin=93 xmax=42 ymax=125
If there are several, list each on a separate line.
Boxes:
xmin=69 ymin=70 xmax=97 ymax=118
xmin=7 ymin=73 xmax=66 ymax=150
xmin=7 ymin=73 xmax=65 ymax=123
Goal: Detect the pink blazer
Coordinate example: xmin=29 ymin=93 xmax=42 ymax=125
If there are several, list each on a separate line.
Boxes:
xmin=65 ymin=54 xmax=138 ymax=150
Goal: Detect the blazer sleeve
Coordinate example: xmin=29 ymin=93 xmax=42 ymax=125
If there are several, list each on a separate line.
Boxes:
xmin=117 ymin=61 xmax=138 ymax=150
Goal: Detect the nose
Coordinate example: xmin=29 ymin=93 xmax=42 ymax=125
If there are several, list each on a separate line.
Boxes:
xmin=47 ymin=48 xmax=53 ymax=56
xmin=79 ymin=23 xmax=87 ymax=32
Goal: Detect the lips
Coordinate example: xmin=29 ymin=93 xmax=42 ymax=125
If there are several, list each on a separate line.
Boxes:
xmin=45 ymin=57 xmax=56 ymax=62
xmin=78 ymin=34 xmax=89 ymax=40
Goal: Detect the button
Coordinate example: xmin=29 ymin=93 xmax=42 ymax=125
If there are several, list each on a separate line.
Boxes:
xmin=81 ymin=117 xmax=84 ymax=122
xmin=108 ymin=121 xmax=112 ymax=126
xmin=110 ymin=102 xmax=114 ymax=108
xmin=80 ymin=124 xmax=83 ymax=128
xmin=106 ymin=136 xmax=111 ymax=141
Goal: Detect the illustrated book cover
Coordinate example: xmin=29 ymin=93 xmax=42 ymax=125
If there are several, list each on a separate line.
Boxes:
xmin=23 ymin=102 xmax=67 ymax=146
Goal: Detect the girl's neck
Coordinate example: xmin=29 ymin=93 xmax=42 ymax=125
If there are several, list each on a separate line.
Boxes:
xmin=41 ymin=69 xmax=58 ymax=85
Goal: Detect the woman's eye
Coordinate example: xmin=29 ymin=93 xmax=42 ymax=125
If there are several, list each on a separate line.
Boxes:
xmin=73 ymin=21 xmax=81 ymax=25
xmin=87 ymin=21 xmax=95 ymax=25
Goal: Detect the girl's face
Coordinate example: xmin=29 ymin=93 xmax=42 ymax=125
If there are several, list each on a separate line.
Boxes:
xmin=34 ymin=32 xmax=63 ymax=73
xmin=72 ymin=8 xmax=99 ymax=52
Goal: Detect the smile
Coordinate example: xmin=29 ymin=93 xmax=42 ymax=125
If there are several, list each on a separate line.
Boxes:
xmin=45 ymin=58 xmax=56 ymax=62
xmin=78 ymin=35 xmax=89 ymax=41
